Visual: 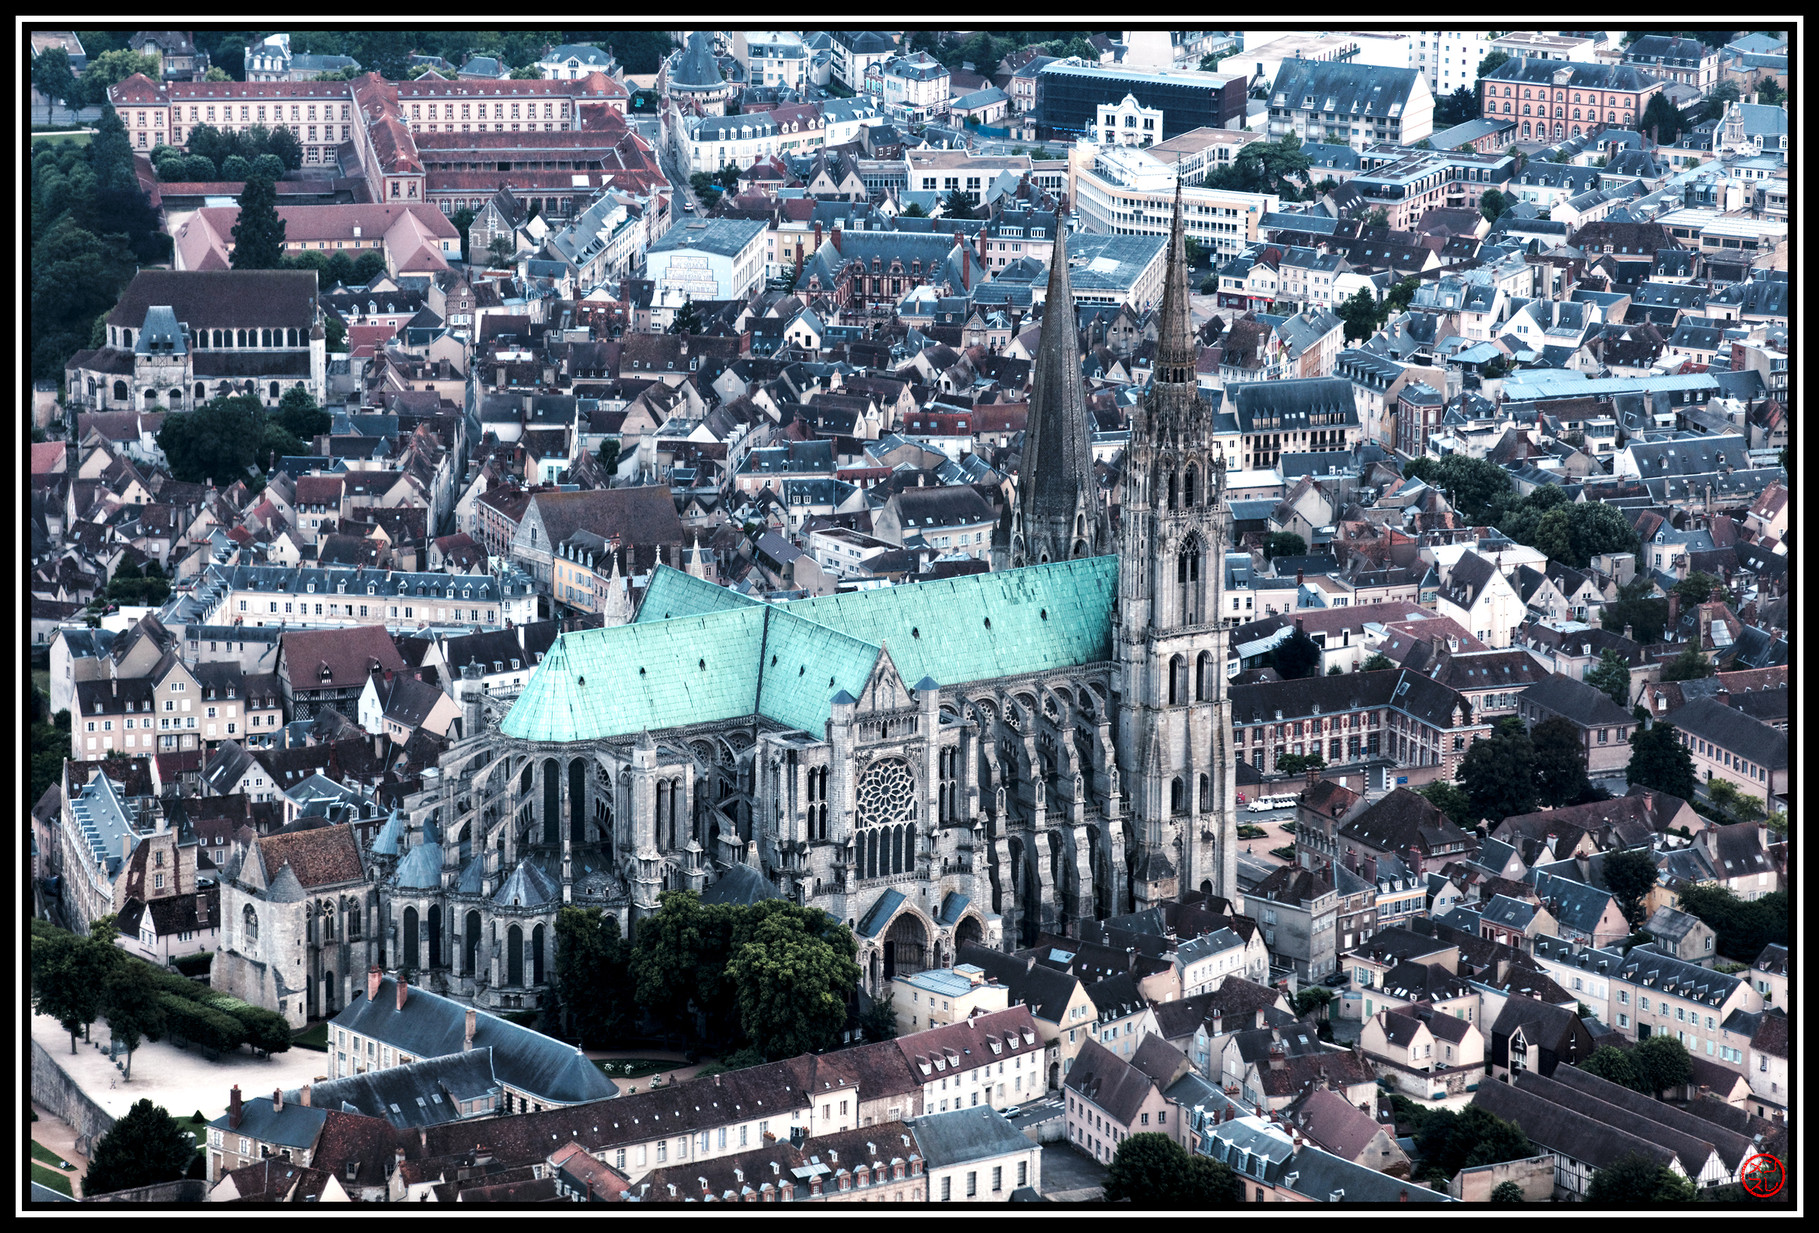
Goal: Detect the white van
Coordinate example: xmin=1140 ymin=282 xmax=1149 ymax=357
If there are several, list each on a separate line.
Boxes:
xmin=1247 ymin=795 xmax=1298 ymax=813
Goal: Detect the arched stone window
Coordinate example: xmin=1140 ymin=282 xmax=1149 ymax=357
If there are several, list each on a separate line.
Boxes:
xmin=1199 ymin=773 xmax=1211 ymax=811
xmin=268 ymin=381 xmax=281 ymax=400
xmin=1183 ymin=464 xmax=1197 ymax=508
xmin=1168 ymin=654 xmax=1184 ymax=706
xmin=507 ymin=923 xmax=524 ymax=986
xmin=1196 ymin=651 xmax=1212 ymax=702
xmin=261 ymin=328 xmax=273 ymax=347
xmin=1170 ymin=777 xmax=1184 ymax=813
xmin=532 ymin=923 xmax=545 ymax=984
xmin=404 ymin=905 xmax=420 ymax=969
xmin=243 ymin=904 xmax=259 ymax=942
xmin=113 ymin=380 xmax=128 ymax=402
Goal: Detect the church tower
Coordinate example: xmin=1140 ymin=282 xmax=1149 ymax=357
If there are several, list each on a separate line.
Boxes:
xmin=1114 ymin=183 xmax=1238 ymax=910
xmin=1006 ymin=220 xmax=1113 ymax=568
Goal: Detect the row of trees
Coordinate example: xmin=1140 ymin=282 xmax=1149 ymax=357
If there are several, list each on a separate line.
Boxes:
xmin=551 ymin=893 xmax=872 ymax=1062
xmin=1671 ymin=883 xmax=1789 ymax=961
xmin=30 ymin=106 xmax=167 ymax=380
xmin=29 ymin=691 xmax=70 ymax=808
xmin=30 ymin=919 xmax=291 ymax=1076
xmin=79 ymin=1099 xmax=202 ymax=1197
xmin=155 ymin=388 xmax=329 ymax=487
xmin=1578 ymin=1035 xmax=1694 ymax=1095
xmin=1419 ymin=714 xmax=1606 ymax=829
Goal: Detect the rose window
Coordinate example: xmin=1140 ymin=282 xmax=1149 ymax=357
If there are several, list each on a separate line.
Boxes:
xmin=855 ymin=758 xmax=915 ymax=828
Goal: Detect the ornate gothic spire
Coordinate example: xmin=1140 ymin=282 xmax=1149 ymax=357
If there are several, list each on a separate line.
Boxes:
xmin=1009 ymin=219 xmax=1108 ymax=566
xmin=1155 ymin=179 xmax=1197 ymax=390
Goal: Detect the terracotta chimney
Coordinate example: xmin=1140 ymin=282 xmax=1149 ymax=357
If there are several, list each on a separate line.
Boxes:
xmin=368 ymin=965 xmax=384 ymax=1002
xmin=300 ymin=1084 xmax=311 ymax=1108
xmin=273 ymin=1087 xmax=283 ymax=1112
xmin=229 ymin=1085 xmax=243 ymax=1130
xmin=464 ymin=1007 xmax=477 ymax=1051
xmin=396 ymin=977 xmax=408 ymax=1011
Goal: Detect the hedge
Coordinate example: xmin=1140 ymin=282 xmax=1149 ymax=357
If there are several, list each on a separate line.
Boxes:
xmin=158 ymin=993 xmax=247 ymax=1055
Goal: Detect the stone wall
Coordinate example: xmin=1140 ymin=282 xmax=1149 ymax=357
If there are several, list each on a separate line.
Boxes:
xmin=1449 ymin=1153 xmax=1555 ymax=1203
xmin=30 ymin=1037 xmax=116 ymax=1157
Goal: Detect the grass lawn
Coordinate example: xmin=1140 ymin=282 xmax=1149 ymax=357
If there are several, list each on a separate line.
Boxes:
xmin=30 ymin=1141 xmax=71 ymax=1168
xmin=30 ymin=131 xmax=91 ymax=146
xmin=292 ymin=1021 xmax=329 ymax=1052
xmin=30 ymin=1162 xmax=74 ymax=1196
xmin=592 ymin=1058 xmax=679 ymax=1080
xmin=178 ymin=1115 xmax=210 ymax=1157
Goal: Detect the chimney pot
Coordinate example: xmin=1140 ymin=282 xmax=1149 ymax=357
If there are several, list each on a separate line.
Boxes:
xmin=300 ymin=1084 xmax=311 ymax=1108
xmin=230 ymin=1085 xmax=244 ymax=1130
xmin=368 ymin=965 xmax=383 ymax=1002
xmin=274 ymin=1087 xmax=283 ymax=1111
xmin=396 ymin=977 xmax=408 ymax=1011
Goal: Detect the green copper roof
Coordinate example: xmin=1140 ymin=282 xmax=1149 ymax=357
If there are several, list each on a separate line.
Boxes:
xmin=501 ymin=557 xmax=1118 ymax=743
xmin=500 ymin=607 xmax=766 ymax=742
xmin=635 ymin=567 xmax=763 ymax=623
xmin=780 ymin=555 xmax=1117 ymax=688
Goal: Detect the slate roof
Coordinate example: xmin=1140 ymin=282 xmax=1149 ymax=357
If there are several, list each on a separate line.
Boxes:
xmin=208 ymin=1094 xmax=329 ymax=1151
xmin=699 ymin=862 xmax=782 ymax=906
xmin=1668 ymin=698 xmax=1787 ymax=770
xmin=281 ymin=624 xmax=408 ymax=692
xmin=286 ymin=1050 xmax=500 ymax=1129
xmin=1474 ymin=1074 xmax=1677 ymax=1173
xmin=1520 ymin=670 xmax=1635 ymax=728
xmin=956 ymin=944 xmax=1084 ymax=1026
xmin=332 ymin=977 xmax=617 ymax=1105
xmin=1064 ymin=1038 xmax=1161 ymax=1126
xmin=1271 ymin=59 xmax=1423 ymax=121
xmin=1282 ymin=1085 xmax=1388 ymax=1163
xmin=1338 ymin=788 xmax=1473 ymax=857
xmin=1546 ymin=1064 xmax=1754 ymax=1172
xmin=908 ymin=1106 xmax=1029 ymax=1169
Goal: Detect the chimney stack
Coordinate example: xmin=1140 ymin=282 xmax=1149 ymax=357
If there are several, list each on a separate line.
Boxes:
xmin=229 ymin=1085 xmax=243 ymax=1130
xmin=464 ymin=1007 xmax=477 ymax=1051
xmin=300 ymin=1084 xmax=311 ymax=1108
xmin=396 ymin=976 xmax=408 ymax=1011
xmin=368 ymin=965 xmax=384 ymax=1002
xmin=274 ymin=1087 xmax=283 ymax=1112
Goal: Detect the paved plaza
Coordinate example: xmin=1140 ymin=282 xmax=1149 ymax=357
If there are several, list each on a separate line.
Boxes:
xmin=32 ymin=1011 xmax=331 ymax=1125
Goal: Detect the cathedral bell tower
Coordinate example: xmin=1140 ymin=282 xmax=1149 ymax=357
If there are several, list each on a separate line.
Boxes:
xmin=1004 ymin=218 xmax=1113 ymax=569
xmin=1114 ymin=182 xmax=1238 ymax=910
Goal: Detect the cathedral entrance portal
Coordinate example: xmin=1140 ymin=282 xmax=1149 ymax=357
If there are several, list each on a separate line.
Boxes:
xmin=882 ymin=913 xmax=928 ymax=982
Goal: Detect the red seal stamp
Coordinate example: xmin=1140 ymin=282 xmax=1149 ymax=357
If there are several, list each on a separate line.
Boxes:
xmin=1740 ymin=1153 xmax=1784 ymax=1199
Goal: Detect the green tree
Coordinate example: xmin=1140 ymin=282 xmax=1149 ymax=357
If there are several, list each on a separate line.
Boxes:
xmin=31 ymin=930 xmax=112 ymax=1053
xmin=266 ymin=124 xmax=303 ymax=170
xmin=219 ymin=153 xmax=252 ymax=181
xmin=552 ymin=906 xmax=633 ymax=1046
xmin=1335 ymin=286 xmax=1384 ymax=343
xmin=1365 ymin=206 xmax=1390 ymax=228
xmin=716 ymin=164 xmax=742 ymax=191
xmin=1197 ymin=51 xmax=1225 ymax=72
xmin=101 ymin=963 xmax=165 ymax=1078
xmin=1587 ymin=1151 xmax=1697 ymax=1203
xmin=1432 ymin=85 xmax=1480 ymax=129
xmin=78 ymin=49 xmax=165 ymax=108
xmin=1584 ymin=650 xmax=1634 ymax=708
xmin=1291 ymin=987 xmax=1335 ymax=1020
xmin=1459 ymin=717 xmax=1535 ymax=823
xmin=29 ymin=215 xmax=140 ymax=381
xmin=1629 ymin=1032 xmax=1695 ymax=1098
xmin=1478 ymin=188 xmax=1509 ymax=223
xmin=156 ymin=393 xmax=268 ymax=485
xmin=183 ymin=154 xmax=218 ymax=181
xmin=251 ymin=152 xmax=286 ymax=182
xmin=1660 ymin=646 xmax=1715 ymax=682
xmin=1361 ymin=652 xmax=1395 ymax=672
xmin=1625 ymin=721 xmax=1697 ymax=802
xmin=669 ymin=298 xmax=703 ymax=336
xmin=1579 ymin=1044 xmax=1641 ymax=1089
xmin=1705 ymin=779 xmax=1764 ymax=826
xmin=486 ymin=234 xmax=516 ymax=268
xmin=1414 ymin=1105 xmax=1535 ymax=1179
xmin=81 ymin=1099 xmax=196 ymax=1197
xmin=450 ymin=205 xmax=477 ymax=263
xmin=596 ymin=438 xmax=621 ymax=473
xmin=1104 ymin=1132 xmax=1242 ymax=1204
xmin=1698 ymin=80 xmax=1741 ymax=124
xmin=1640 ymin=93 xmax=1684 ymax=145
xmin=33 ymin=46 xmax=80 ymax=104
xmin=1262 ymin=531 xmax=1307 ymax=561
xmin=1672 ymin=571 xmax=1721 ymax=607
xmin=1477 ymin=49 xmax=1511 ymax=80
xmin=941 ymin=189 xmax=976 ymax=219
xmin=230 ymin=173 xmax=287 ymax=269
xmin=724 ymin=902 xmax=861 ymax=1059
xmin=1489 ymin=1179 xmax=1525 ymax=1204
xmin=1384 ymin=277 xmax=1421 ymax=316
xmin=630 ymin=891 xmax=735 ymax=1038
xmin=1275 ymin=752 xmax=1326 ymax=777
xmin=1601 ymin=576 xmax=1669 ymax=645
xmin=204 ymin=66 xmax=232 ymax=82
xmin=324 ymin=314 xmax=347 ymax=353
xmin=1530 ymin=715 xmax=1592 ymax=808
xmin=1269 ymin=629 xmax=1322 ymax=681
xmin=1673 ymin=883 xmax=1787 ymax=961
xmin=509 ymin=65 xmax=544 ymax=79
xmin=274 ymin=386 xmax=330 ymax=442
xmin=1602 ymin=846 xmax=1659 ymax=928
xmin=859 ymin=993 xmax=898 ymax=1042
xmin=1401 ymin=454 xmax=1513 ymax=525
xmin=899 ymin=202 xmax=928 ymax=218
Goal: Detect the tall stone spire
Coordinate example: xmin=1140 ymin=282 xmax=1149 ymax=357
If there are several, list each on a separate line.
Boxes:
xmin=1007 ymin=218 xmax=1111 ymax=567
xmin=1150 ymin=179 xmax=1201 ymax=432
